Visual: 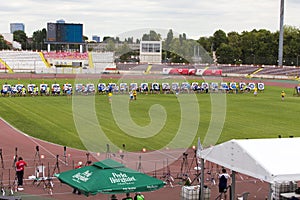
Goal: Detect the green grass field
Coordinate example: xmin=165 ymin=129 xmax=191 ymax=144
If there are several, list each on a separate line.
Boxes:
xmin=0 ymin=78 xmax=299 ymax=152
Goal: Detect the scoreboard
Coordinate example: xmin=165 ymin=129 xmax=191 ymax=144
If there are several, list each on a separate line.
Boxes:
xmin=47 ymin=23 xmax=83 ymax=43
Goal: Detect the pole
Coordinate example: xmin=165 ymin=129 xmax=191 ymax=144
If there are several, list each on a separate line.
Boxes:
xmin=278 ymin=0 xmax=285 ymax=66
xmin=231 ymin=171 xmax=236 ymax=200
xmin=0 ymin=149 xmax=3 ymax=169
xmin=200 ymin=158 xmax=204 ymax=200
xmin=63 ymin=146 xmax=67 ymax=165
xmin=268 ymin=183 xmax=273 ymax=200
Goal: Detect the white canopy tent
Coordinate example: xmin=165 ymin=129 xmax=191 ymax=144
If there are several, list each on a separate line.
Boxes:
xmin=199 ymin=137 xmax=300 ymax=199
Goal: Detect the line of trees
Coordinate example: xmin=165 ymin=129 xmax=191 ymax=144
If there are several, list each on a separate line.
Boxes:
xmin=0 ymin=26 xmax=299 ymax=66
xmin=198 ymin=26 xmax=300 ymax=66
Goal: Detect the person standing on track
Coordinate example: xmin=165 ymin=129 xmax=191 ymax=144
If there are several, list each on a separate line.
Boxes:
xmin=15 ymin=157 xmax=27 ymax=190
xmin=218 ymin=168 xmax=230 ymax=200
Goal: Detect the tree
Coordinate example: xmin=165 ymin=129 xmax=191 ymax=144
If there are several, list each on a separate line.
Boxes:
xmin=83 ymin=35 xmax=88 ymax=41
xmin=182 ymin=33 xmax=187 ymax=40
xmin=216 ymin=43 xmax=238 ymax=64
xmin=254 ymin=29 xmax=276 ymax=65
xmin=5 ymin=25 xmax=300 ymax=66
xmin=103 ymin=36 xmax=114 ymax=43
xmin=162 ymin=29 xmax=174 ymax=60
xmin=212 ymin=30 xmax=228 ymax=51
xmin=282 ymin=25 xmax=300 ymax=65
xmin=179 ymin=34 xmax=183 ymax=46
xmin=197 ymin=36 xmax=213 ymax=53
xmin=115 ymin=42 xmax=131 ymax=57
xmin=105 ymin=39 xmax=116 ymax=51
xmin=0 ymin=34 xmax=10 ymax=50
xmin=13 ymin=30 xmax=28 ymax=50
xmin=32 ymin=28 xmax=47 ymax=50
xmin=125 ymin=37 xmax=134 ymax=44
xmin=239 ymin=30 xmax=257 ymax=64
xmin=226 ymin=32 xmax=242 ymax=63
xmin=142 ymin=30 xmax=161 ymax=41
xmin=165 ymin=29 xmax=173 ymax=50
xmin=168 ymin=37 xmax=202 ymax=63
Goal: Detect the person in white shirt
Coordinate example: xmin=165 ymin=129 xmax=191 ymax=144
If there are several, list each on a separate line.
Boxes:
xmin=218 ymin=168 xmax=230 ymax=200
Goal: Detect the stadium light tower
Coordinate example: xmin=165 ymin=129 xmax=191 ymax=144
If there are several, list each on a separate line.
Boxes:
xmin=278 ymin=0 xmax=285 ymax=66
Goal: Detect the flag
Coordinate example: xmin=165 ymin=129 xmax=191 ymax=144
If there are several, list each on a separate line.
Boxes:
xmin=196 ymin=137 xmax=203 ymax=160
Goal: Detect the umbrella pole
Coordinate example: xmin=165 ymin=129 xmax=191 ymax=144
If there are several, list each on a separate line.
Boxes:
xmin=268 ymin=183 xmax=273 ymax=200
xmin=200 ymin=158 xmax=204 ymax=200
xmin=231 ymin=170 xmax=236 ymax=200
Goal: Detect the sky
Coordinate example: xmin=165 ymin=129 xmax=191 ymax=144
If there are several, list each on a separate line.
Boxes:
xmin=1 ymin=0 xmax=299 ymax=40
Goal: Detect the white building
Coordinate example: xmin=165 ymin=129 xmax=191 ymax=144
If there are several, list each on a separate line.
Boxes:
xmin=139 ymin=41 xmax=162 ymax=64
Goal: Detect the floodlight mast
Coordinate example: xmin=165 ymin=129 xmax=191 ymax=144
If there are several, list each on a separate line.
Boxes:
xmin=278 ymin=0 xmax=284 ymax=66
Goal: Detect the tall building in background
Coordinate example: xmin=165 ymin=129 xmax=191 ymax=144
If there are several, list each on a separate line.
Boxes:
xmin=92 ymin=35 xmax=100 ymax=42
xmin=10 ymin=23 xmax=25 ymax=33
xmin=56 ymin=19 xmax=65 ymax=24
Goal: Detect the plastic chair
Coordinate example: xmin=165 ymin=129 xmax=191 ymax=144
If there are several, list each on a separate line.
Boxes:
xmin=33 ymin=165 xmax=46 ymax=186
xmin=36 ymin=165 xmax=46 ymax=178
xmin=237 ymin=192 xmax=250 ymax=200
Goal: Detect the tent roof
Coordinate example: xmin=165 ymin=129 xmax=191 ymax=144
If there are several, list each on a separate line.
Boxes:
xmin=93 ymin=159 xmax=125 ymax=169
xmin=55 ymin=159 xmax=164 ymax=196
xmin=200 ymin=137 xmax=300 ymax=183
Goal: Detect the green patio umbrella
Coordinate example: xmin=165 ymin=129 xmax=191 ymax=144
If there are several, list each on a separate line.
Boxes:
xmin=54 ymin=159 xmax=165 ymax=196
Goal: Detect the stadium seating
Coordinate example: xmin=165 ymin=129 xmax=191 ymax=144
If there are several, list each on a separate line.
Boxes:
xmin=0 ymin=62 xmax=6 ymax=70
xmin=1 ymin=50 xmax=299 ymax=78
xmin=42 ymin=51 xmax=88 ymax=60
xmin=216 ymin=65 xmax=260 ymax=74
xmin=0 ymin=50 xmax=48 ymax=72
xmin=256 ymin=66 xmax=300 ymax=76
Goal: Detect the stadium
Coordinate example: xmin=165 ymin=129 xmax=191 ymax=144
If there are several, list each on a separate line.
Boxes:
xmin=1 ymin=23 xmax=300 ymax=200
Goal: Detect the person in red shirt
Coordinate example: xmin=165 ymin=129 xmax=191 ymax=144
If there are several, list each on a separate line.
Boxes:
xmin=15 ymin=157 xmax=27 ymax=189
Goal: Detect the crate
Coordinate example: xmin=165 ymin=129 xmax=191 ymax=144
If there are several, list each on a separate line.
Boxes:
xmin=181 ymin=185 xmax=210 ymax=200
xmin=271 ymin=181 xmax=298 ymax=200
